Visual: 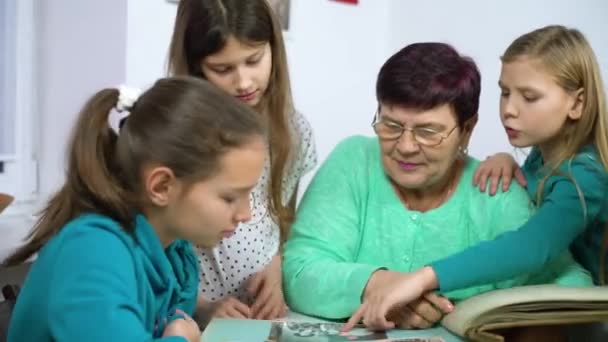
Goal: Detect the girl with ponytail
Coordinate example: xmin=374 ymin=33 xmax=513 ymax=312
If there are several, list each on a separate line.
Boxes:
xmin=5 ymin=76 xmax=267 ymax=342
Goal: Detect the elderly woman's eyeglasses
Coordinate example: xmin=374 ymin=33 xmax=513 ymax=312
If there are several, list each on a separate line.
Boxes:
xmin=371 ymin=112 xmax=458 ymax=147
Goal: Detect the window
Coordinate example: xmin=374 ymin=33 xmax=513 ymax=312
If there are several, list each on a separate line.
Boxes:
xmin=0 ymin=0 xmax=38 ymax=215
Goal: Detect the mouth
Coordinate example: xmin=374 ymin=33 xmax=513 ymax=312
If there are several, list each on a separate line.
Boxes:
xmin=236 ymin=90 xmax=258 ymax=102
xmin=396 ymin=160 xmax=422 ymax=171
xmin=505 ymin=127 xmax=520 ymax=139
xmin=220 ymin=229 xmax=237 ymax=239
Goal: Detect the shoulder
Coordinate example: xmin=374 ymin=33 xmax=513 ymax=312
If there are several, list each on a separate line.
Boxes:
xmin=540 ymin=146 xmax=608 ymax=196
xmin=460 ymin=157 xmax=532 ymax=207
xmin=327 ymin=135 xmax=378 ymax=162
xmin=53 ymin=214 xmax=136 ymax=267
xmin=288 ymin=110 xmax=317 ymax=173
xmin=290 ymin=110 xmax=314 ymax=138
xmin=565 ymin=146 xmax=608 ymax=184
xmin=290 ymin=110 xmax=315 ymax=152
xmin=305 ymin=136 xmax=379 ymax=191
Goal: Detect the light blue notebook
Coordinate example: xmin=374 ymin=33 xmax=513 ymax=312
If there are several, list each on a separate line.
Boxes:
xmin=201 ymin=319 xmax=463 ymax=342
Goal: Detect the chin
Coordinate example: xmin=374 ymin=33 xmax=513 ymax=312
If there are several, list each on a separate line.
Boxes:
xmin=389 ymin=173 xmax=425 ymax=188
xmin=195 ymin=239 xmax=218 ymax=249
xmin=508 ymin=139 xmax=530 ymax=148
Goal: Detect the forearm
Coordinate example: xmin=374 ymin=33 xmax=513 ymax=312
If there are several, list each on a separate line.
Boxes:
xmin=431 ymin=210 xmax=582 ymax=292
xmin=284 ymin=256 xmax=382 ymax=319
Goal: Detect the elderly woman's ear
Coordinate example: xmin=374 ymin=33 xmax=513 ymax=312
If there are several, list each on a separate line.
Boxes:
xmin=459 ymin=114 xmax=479 ymax=152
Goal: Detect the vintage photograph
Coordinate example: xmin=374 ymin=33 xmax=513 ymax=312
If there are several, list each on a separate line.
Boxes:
xmin=265 ymin=321 xmax=445 ymax=342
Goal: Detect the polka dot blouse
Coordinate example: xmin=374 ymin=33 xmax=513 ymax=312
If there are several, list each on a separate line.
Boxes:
xmin=196 ymin=110 xmax=317 ymax=303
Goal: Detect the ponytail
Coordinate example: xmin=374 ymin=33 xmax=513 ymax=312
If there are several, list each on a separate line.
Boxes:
xmin=3 ymin=89 xmax=132 ymax=266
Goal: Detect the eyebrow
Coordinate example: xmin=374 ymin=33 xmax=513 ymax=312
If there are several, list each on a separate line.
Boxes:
xmin=498 ymin=81 xmax=540 ymax=93
xmin=230 ymin=185 xmax=257 ymax=193
xmin=380 ymin=114 xmax=446 ymax=129
xmin=205 ymin=50 xmax=264 ymax=68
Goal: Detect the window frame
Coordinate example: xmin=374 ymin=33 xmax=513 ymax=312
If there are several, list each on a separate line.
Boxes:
xmin=0 ymin=0 xmax=39 ymax=217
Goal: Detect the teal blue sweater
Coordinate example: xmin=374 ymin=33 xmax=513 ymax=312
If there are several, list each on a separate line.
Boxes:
xmin=432 ymin=146 xmax=608 ymax=288
xmin=8 ymin=214 xmax=199 ymax=342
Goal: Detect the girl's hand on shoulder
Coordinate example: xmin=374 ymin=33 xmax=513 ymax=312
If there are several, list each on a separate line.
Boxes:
xmin=247 ymin=254 xmax=289 ymax=320
xmin=473 ymin=152 xmax=526 ymax=195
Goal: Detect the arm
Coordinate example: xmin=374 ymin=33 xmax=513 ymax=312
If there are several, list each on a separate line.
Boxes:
xmin=283 ymin=137 xmax=383 ymax=319
xmin=432 ymin=158 xmax=607 ymax=292
xmin=47 ymin=229 xmax=186 ymax=342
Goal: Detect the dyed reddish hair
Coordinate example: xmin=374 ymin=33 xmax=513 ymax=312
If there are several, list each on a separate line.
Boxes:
xmin=376 ymin=42 xmax=481 ymax=126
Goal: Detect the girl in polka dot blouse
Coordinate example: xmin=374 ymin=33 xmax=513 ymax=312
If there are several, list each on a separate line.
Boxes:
xmin=168 ymin=0 xmax=317 ymax=321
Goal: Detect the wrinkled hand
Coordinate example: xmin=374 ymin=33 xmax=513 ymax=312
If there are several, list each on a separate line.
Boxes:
xmin=212 ymin=296 xmax=252 ymax=319
xmin=162 ymin=311 xmax=201 ymax=342
xmin=342 ymin=267 xmax=449 ymax=332
xmin=247 ymin=254 xmax=289 ymax=320
xmin=387 ymin=292 xmax=453 ymax=329
xmin=472 ymin=152 xmax=526 ymax=195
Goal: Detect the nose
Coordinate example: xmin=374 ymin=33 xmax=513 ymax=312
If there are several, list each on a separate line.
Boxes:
xmin=501 ymin=96 xmax=518 ymax=119
xmin=395 ymin=130 xmax=421 ymax=155
xmin=234 ymin=66 xmax=253 ymax=92
xmin=234 ymin=198 xmax=253 ymax=224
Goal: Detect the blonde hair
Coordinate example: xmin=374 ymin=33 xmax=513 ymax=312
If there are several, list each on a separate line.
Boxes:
xmin=167 ymin=0 xmax=295 ymax=241
xmin=502 ymin=25 xmax=608 ymax=283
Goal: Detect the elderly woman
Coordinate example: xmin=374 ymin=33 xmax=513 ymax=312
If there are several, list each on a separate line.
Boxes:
xmin=282 ymin=43 xmax=591 ymax=328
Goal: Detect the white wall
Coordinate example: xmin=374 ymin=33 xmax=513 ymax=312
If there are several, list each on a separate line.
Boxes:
xmin=287 ymin=0 xmax=391 ymax=163
xmin=387 ymin=0 xmax=608 ymax=160
xmin=125 ymin=0 xmax=177 ymax=87
xmin=38 ymin=0 xmax=127 ymax=197
xmin=1 ymin=0 xmax=127 ymax=279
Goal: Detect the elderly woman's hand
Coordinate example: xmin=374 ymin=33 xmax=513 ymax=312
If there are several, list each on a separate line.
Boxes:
xmin=342 ymin=267 xmax=453 ymax=332
xmin=473 ymin=152 xmax=526 ymax=195
xmin=387 ymin=292 xmax=453 ymax=329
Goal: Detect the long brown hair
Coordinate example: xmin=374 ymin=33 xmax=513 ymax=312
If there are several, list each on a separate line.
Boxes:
xmin=167 ymin=0 xmax=295 ymax=240
xmin=3 ymin=77 xmax=265 ymax=266
xmin=502 ymin=25 xmax=608 ymax=283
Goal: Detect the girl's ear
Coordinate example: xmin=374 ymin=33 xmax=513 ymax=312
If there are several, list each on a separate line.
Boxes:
xmin=568 ymin=88 xmax=584 ymax=120
xmin=143 ymin=166 xmax=178 ymax=207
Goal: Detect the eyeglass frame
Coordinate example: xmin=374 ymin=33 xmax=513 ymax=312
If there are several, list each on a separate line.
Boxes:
xmin=371 ymin=111 xmax=460 ymax=147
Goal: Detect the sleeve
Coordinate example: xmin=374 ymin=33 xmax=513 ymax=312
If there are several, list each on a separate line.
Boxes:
xmin=283 ymin=136 xmax=384 ymax=319
xmin=436 ymin=182 xmax=533 ymax=301
xmin=292 ymin=111 xmax=318 ymax=176
xmin=47 ymin=228 xmax=186 ymax=342
xmin=431 ymin=157 xmax=607 ymax=292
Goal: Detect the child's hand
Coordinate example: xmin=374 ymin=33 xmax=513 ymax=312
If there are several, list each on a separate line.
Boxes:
xmin=162 ymin=312 xmax=201 ymax=342
xmin=247 ymin=254 xmax=289 ymax=320
xmin=212 ymin=296 xmax=252 ymax=319
xmin=387 ymin=292 xmax=453 ymax=329
xmin=473 ymin=152 xmax=526 ymax=195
